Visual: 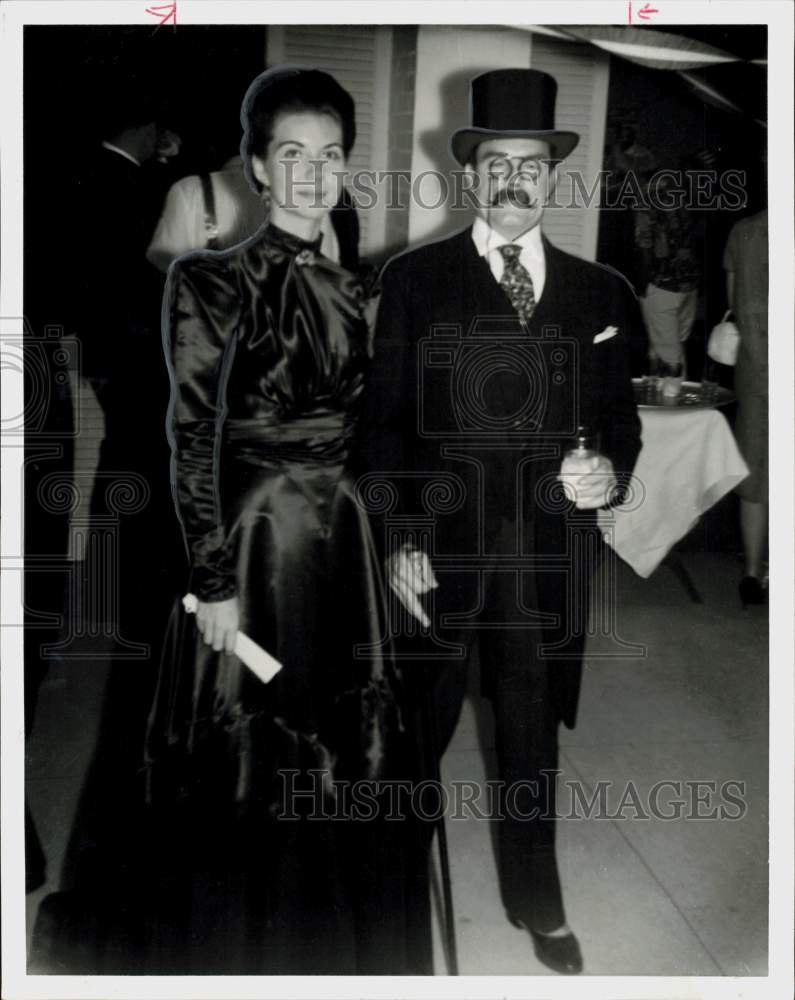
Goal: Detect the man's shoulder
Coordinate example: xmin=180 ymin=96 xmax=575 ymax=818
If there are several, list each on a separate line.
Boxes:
xmin=547 ymin=240 xmax=636 ymax=298
xmin=381 ymin=228 xmax=472 ymax=282
xmin=732 ymin=210 xmax=767 ymax=239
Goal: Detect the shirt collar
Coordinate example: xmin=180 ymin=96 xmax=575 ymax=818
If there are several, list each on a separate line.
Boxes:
xmin=101 ymin=140 xmax=141 ymax=168
xmin=471 ymin=215 xmax=544 ymax=259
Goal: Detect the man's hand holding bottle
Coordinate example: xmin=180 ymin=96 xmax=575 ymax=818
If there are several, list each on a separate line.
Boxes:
xmin=558 ymin=426 xmax=617 ymax=509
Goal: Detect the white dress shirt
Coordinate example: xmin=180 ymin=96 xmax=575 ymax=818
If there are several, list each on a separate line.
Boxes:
xmin=147 ymin=156 xmax=341 ymax=273
xmin=471 ymin=216 xmax=546 ymax=302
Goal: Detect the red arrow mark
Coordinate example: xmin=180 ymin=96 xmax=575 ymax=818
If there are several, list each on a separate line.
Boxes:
xmin=637 ymin=3 xmax=659 ymax=19
xmin=145 ymin=2 xmax=176 ymax=28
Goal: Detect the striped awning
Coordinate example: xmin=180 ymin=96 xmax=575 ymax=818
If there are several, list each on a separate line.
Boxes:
xmin=525 ymin=25 xmax=740 ymax=70
xmin=515 ymin=24 xmax=766 ymax=124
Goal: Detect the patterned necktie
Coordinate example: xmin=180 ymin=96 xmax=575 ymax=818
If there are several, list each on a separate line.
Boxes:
xmin=498 ymin=244 xmax=536 ymax=324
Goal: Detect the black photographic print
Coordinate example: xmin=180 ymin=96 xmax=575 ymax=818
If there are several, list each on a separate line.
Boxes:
xmin=1 ymin=3 xmax=792 ymax=999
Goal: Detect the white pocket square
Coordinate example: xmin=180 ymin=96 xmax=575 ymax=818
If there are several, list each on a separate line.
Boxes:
xmin=593 ymin=326 xmax=619 ymax=344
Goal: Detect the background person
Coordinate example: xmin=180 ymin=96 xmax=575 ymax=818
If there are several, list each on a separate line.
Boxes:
xmin=146 ymin=151 xmax=360 ymax=271
xmin=723 ymin=208 xmax=769 ymax=605
xmin=634 ymin=165 xmax=702 ymax=374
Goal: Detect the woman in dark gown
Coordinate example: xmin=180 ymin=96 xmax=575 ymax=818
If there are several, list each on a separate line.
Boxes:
xmin=141 ymin=66 xmax=428 ymax=975
xmin=34 ymin=67 xmax=431 ymax=977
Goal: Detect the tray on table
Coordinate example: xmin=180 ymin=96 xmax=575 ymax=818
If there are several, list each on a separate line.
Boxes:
xmin=632 ymin=379 xmax=735 ymax=410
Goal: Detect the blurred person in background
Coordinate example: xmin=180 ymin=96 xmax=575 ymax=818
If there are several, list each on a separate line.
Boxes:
xmin=723 ymin=208 xmax=768 ymax=606
xmin=634 ymin=163 xmax=702 ymax=375
xmin=71 ymin=86 xmax=184 ymax=642
xmin=146 ymin=151 xmax=360 ymax=271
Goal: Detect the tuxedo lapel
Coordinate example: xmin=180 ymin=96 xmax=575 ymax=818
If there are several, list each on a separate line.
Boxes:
xmin=460 ymin=227 xmax=563 ymax=338
xmin=524 ymin=235 xmax=562 ymax=335
xmin=531 ymin=239 xmax=577 ymax=439
xmin=421 ymin=229 xmax=576 ymax=439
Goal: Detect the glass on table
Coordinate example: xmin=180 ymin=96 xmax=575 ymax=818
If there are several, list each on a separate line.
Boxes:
xmin=660 ymin=361 xmax=684 ymax=404
xmin=641 ymin=358 xmax=664 ymax=403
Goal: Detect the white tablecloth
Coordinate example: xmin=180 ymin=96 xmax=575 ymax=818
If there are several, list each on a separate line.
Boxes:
xmin=597 ymin=407 xmax=749 ymax=578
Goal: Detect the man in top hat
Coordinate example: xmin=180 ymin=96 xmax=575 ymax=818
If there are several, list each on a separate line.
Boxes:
xmin=356 ymin=69 xmax=642 ymax=974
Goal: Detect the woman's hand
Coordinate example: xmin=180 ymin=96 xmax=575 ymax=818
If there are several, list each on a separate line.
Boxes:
xmin=195 ymin=596 xmax=239 ymax=653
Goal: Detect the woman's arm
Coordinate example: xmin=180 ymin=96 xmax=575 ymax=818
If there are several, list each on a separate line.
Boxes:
xmin=164 ymin=254 xmax=242 ymax=647
xmin=723 ymin=222 xmax=738 ymax=313
xmin=725 ymin=270 xmax=736 ymax=313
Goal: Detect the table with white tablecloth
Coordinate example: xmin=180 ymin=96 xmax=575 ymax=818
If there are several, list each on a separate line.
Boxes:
xmin=597 ymin=407 xmax=749 ymax=578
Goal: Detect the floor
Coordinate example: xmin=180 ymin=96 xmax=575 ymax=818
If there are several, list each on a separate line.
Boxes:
xmin=429 ymin=551 xmax=769 ymax=976
xmin=25 ymin=550 xmax=768 ymax=978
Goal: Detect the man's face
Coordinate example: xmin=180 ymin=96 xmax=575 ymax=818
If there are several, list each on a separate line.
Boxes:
xmin=466 ymin=138 xmax=557 ymax=240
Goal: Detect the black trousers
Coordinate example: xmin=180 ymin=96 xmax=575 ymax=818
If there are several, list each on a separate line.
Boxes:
xmin=404 ymin=518 xmax=566 ymax=934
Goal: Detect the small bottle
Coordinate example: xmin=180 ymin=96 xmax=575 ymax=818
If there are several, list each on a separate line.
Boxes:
xmin=560 ymin=426 xmax=598 ymax=502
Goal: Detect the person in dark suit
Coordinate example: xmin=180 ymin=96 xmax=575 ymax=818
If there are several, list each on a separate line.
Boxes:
xmin=74 ymin=98 xmax=171 ymax=419
xmin=356 ymin=69 xmax=642 ymax=974
xmin=67 ymin=95 xmax=183 ymax=647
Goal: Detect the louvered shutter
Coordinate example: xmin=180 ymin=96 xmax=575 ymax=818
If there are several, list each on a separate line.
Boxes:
xmin=266 ymin=26 xmax=391 ymax=256
xmin=530 ymin=34 xmax=610 ymax=260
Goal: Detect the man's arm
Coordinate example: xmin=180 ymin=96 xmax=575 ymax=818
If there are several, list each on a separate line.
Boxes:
xmin=353 ymin=258 xmax=436 ymax=623
xmin=597 ymin=279 xmax=644 ymax=502
xmin=355 ymin=258 xmax=415 ymax=501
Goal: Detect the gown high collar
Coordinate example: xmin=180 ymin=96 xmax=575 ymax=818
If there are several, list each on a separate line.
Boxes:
xmin=261 ymin=221 xmax=324 ymax=256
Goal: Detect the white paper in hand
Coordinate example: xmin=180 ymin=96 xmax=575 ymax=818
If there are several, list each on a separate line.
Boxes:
xmin=182 ymin=594 xmax=282 ymax=684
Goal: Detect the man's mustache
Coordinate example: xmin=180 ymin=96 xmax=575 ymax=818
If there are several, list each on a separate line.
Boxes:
xmin=489 ymin=187 xmax=537 ymax=208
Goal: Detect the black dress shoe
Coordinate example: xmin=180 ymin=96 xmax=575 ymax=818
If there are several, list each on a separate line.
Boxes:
xmin=739 ymin=576 xmax=766 ymax=608
xmin=508 ymin=914 xmax=583 ymax=975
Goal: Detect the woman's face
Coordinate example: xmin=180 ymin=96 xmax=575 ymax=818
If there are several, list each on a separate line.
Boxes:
xmin=252 ymin=111 xmax=347 ymax=226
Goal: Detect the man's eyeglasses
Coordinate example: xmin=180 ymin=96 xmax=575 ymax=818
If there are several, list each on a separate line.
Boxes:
xmin=478 ymin=155 xmax=559 ymax=182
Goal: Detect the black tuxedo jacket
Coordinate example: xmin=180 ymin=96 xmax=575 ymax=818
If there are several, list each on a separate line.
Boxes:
xmin=356 ymin=226 xmax=642 ymax=726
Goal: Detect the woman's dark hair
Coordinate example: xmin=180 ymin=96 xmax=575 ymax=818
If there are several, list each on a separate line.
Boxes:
xmin=240 ymin=66 xmax=356 ymax=194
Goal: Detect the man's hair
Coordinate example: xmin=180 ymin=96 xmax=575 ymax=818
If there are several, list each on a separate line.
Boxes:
xmin=240 ymin=67 xmax=356 ymax=194
xmin=96 ymin=77 xmax=161 ymax=141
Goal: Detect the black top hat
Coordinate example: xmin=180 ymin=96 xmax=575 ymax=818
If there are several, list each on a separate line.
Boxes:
xmin=450 ymin=68 xmax=580 ymax=166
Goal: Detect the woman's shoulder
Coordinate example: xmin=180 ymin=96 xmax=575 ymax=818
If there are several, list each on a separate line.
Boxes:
xmin=171 ymin=241 xmax=246 ymax=275
xmin=168 ymin=245 xmax=242 ymax=293
xmin=167 ymin=247 xmax=242 ymax=320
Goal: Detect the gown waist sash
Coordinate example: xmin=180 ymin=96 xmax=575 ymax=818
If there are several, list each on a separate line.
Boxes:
xmin=224 ymin=411 xmax=354 ymax=466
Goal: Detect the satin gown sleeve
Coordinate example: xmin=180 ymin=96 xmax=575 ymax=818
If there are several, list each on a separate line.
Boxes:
xmin=164 ymin=254 xmax=242 ymax=602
